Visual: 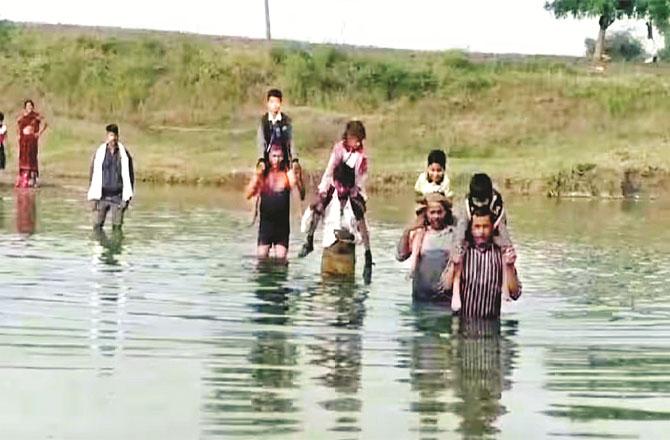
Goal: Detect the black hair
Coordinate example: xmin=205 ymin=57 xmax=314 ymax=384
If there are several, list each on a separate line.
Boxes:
xmin=0 ymin=112 xmax=4 ymax=122
xmin=465 ymin=205 xmax=495 ymax=244
xmin=469 ymin=173 xmax=493 ymax=202
xmin=24 ymin=99 xmax=35 ymax=109
xmin=342 ymin=120 xmax=366 ymax=142
xmin=427 ymin=149 xmax=446 ymax=168
xmin=267 ymin=89 xmax=283 ymax=101
xmin=106 ymin=123 xmax=119 ymax=136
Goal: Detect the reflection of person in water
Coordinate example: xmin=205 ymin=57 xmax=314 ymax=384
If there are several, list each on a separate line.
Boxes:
xmin=202 ymin=263 xmax=300 ymax=437
xmin=407 ymin=305 xmax=518 ymax=437
xmin=452 ymin=318 xmax=518 ymax=436
xmin=306 ymin=277 xmax=367 ymax=433
xmin=248 ymin=263 xmax=299 ymax=416
xmin=15 ymin=189 xmax=37 ymax=235
xmin=93 ymin=228 xmax=124 ymax=266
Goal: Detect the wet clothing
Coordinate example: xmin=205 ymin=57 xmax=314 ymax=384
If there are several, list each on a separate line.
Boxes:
xmin=460 ymin=243 xmax=521 ymax=319
xmin=93 ymin=196 xmax=126 ymax=229
xmin=257 ymin=112 xmax=296 ymax=168
xmin=17 ymin=112 xmax=42 ymax=176
xmin=412 ymin=226 xmax=454 ymax=303
xmin=258 ymin=173 xmax=291 ymax=248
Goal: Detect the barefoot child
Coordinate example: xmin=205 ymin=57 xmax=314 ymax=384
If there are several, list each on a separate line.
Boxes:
xmin=408 ymin=193 xmax=456 ymax=303
xmin=298 ymin=120 xmax=373 ymax=283
xmin=247 ymin=143 xmax=297 ymax=261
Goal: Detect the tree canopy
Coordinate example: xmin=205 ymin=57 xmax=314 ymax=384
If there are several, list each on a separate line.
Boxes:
xmin=545 ymin=0 xmax=670 ymax=26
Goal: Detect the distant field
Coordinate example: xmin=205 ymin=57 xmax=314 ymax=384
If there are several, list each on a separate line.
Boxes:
xmin=0 ymin=21 xmax=668 ymax=197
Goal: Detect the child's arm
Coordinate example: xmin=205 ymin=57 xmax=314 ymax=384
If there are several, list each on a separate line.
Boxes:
xmin=493 ymin=210 xmax=514 ymax=250
xmin=285 ymin=120 xmax=297 ymax=163
xmin=317 ymin=144 xmax=341 ymax=194
xmin=451 ymin=201 xmax=468 ymax=264
xmin=450 ymin=262 xmax=462 ymax=312
xmin=408 ymin=228 xmax=425 ymax=278
xmin=354 ymin=154 xmax=369 ymax=198
xmin=256 ymin=121 xmax=266 ymax=163
xmin=286 ymin=169 xmax=297 ymax=190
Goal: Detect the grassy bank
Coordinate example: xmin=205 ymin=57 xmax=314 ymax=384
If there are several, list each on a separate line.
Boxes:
xmin=0 ymin=21 xmax=669 ymax=197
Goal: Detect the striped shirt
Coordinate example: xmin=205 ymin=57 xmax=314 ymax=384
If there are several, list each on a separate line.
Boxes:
xmin=461 ymin=243 xmax=520 ymax=319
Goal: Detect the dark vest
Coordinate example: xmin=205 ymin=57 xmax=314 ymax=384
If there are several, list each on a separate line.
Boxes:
xmin=260 ymin=113 xmax=292 ymax=167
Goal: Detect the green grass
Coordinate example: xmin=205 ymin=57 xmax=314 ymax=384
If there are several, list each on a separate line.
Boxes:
xmin=1 ymin=21 xmax=669 ymax=197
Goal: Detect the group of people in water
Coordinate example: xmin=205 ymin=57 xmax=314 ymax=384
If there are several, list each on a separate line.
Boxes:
xmin=246 ymin=88 xmax=522 ymax=319
xmin=3 ymin=88 xmax=521 ymax=319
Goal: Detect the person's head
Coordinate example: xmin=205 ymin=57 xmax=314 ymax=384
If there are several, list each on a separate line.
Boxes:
xmin=23 ymin=99 xmax=35 ymax=113
xmin=106 ymin=123 xmax=119 ymax=144
xmin=342 ymin=120 xmax=366 ymax=151
xmin=424 ymin=192 xmax=453 ymax=230
xmin=426 ymin=149 xmax=446 ymax=184
xmin=266 ymin=88 xmax=283 ymax=115
xmin=469 ymin=173 xmax=493 ymax=206
xmin=268 ymin=143 xmax=285 ymax=170
xmin=0 ymin=112 xmax=4 ymax=123
xmin=468 ymin=206 xmax=494 ymax=246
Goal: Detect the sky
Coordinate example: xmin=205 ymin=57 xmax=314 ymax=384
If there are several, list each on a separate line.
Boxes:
xmin=1 ymin=0 xmax=661 ymax=56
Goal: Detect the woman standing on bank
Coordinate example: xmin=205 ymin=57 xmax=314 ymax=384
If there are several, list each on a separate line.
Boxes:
xmin=16 ymin=99 xmax=48 ymax=188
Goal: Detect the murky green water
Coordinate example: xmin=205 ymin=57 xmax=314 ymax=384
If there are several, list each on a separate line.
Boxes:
xmin=1 ymin=184 xmax=669 ymax=439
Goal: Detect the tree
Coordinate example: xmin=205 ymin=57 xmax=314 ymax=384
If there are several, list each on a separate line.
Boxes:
xmin=545 ymin=0 xmax=670 ymax=62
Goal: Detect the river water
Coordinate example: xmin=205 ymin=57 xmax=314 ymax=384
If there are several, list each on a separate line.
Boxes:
xmin=0 ymin=185 xmax=669 ymax=439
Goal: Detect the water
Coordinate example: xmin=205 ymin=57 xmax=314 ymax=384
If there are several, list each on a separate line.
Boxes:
xmin=1 ymin=185 xmax=669 ymax=439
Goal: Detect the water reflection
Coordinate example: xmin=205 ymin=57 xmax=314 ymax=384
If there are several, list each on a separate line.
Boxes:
xmin=407 ymin=306 xmax=518 ymax=437
xmin=15 ymin=189 xmax=37 ymax=235
xmin=306 ymin=277 xmax=366 ymax=434
xmin=203 ymin=262 xmax=300 ymax=438
xmin=92 ymin=228 xmax=125 ymax=266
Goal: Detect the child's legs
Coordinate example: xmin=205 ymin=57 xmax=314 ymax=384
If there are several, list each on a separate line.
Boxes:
xmin=307 ymin=187 xmax=334 ymax=236
xmin=350 ymin=194 xmax=370 ymax=251
xmin=494 ymin=218 xmax=513 ymax=249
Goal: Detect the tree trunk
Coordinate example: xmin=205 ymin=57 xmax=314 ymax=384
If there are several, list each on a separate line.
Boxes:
xmin=264 ymin=0 xmax=271 ymax=40
xmin=594 ymin=15 xmax=613 ymax=62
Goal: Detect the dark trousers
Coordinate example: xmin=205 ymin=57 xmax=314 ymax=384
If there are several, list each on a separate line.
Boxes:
xmin=93 ymin=196 xmax=126 ymax=228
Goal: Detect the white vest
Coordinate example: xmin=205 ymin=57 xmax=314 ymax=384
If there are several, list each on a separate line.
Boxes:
xmin=87 ymin=142 xmax=133 ymax=202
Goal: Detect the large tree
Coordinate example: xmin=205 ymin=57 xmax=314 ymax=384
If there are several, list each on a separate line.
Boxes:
xmin=545 ymin=0 xmax=670 ymax=61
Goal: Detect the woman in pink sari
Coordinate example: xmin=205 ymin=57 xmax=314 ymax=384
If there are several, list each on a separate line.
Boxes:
xmin=16 ymin=100 xmax=48 ymax=188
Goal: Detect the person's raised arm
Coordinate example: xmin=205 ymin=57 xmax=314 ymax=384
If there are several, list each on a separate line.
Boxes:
xmin=502 ymin=247 xmax=521 ymax=299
